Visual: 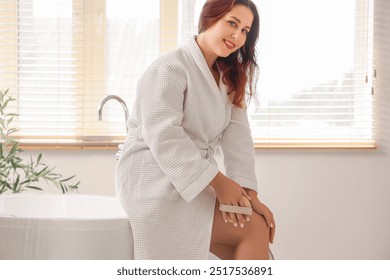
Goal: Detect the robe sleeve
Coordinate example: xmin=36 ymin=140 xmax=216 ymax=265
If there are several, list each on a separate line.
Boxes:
xmin=137 ymin=62 xmax=219 ymax=203
xmin=219 ymin=105 xmax=258 ymax=193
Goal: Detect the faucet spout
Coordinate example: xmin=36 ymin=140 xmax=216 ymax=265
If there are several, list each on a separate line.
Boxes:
xmin=97 ymin=95 xmax=129 ymax=133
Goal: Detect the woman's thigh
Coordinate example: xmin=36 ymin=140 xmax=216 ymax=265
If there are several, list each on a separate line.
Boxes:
xmin=210 ymin=200 xmax=270 ymax=246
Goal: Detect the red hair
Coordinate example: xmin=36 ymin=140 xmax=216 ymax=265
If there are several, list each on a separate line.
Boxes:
xmin=198 ymin=0 xmax=260 ymax=107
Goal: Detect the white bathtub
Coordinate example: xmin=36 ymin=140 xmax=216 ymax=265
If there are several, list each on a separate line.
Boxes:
xmin=0 ymin=194 xmax=133 ymax=260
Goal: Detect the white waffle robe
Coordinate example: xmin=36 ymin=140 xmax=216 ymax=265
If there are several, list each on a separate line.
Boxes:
xmin=115 ymin=36 xmax=258 ymax=259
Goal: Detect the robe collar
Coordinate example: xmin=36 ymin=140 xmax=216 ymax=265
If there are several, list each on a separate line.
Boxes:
xmin=185 ymin=36 xmax=222 ymax=94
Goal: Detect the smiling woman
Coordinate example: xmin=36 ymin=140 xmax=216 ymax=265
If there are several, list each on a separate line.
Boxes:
xmin=197 ymin=1 xmax=259 ymax=107
xmin=115 ymin=0 xmax=275 ymax=260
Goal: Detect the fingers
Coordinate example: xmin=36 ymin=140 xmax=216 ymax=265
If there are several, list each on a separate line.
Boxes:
xmin=220 ymin=210 xmax=232 ymax=224
xmin=250 ymin=200 xmax=276 ymax=243
xmin=220 ymin=197 xmax=253 ymax=228
xmin=241 ymin=188 xmax=252 ymax=202
xmin=270 ymin=225 xmax=275 ymax=244
xmin=219 ymin=193 xmax=276 ymax=244
xmin=259 ymin=205 xmax=275 ymax=243
xmin=221 ymin=210 xmax=236 ymax=225
xmin=218 ymin=185 xmax=254 ymax=228
xmin=269 ymin=213 xmax=276 ymax=244
xmin=252 ymin=201 xmax=274 ymax=229
xmin=222 ymin=211 xmax=246 ymax=228
xmin=264 ymin=213 xmax=274 ymax=229
xmin=240 ymin=196 xmax=252 ymax=222
xmin=228 ymin=212 xmax=236 ymax=225
xmin=221 ymin=211 xmax=228 ymax=223
xmin=228 ymin=211 xmax=246 ymax=228
xmin=236 ymin=213 xmax=246 ymax=228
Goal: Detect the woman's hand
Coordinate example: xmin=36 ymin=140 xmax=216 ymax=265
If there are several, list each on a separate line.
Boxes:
xmin=210 ymin=172 xmax=252 ymax=228
xmin=244 ymin=188 xmax=276 ymax=244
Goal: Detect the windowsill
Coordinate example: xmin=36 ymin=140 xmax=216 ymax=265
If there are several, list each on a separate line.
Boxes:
xmin=253 ymin=139 xmax=377 ymax=149
xmin=15 ymin=137 xmax=124 ymax=150
xmin=14 ymin=137 xmax=377 ymax=150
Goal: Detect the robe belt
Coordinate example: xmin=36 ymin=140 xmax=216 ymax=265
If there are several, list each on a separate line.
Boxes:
xmin=205 ymin=146 xmax=216 ymax=160
xmin=204 ymin=134 xmax=222 ymax=160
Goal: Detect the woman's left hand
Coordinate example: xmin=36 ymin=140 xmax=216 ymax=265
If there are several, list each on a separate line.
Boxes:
xmin=245 ymin=189 xmax=276 ymax=244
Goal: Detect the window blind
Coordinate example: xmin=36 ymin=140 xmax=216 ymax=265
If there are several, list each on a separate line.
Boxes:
xmin=0 ymin=0 xmax=375 ymax=149
xmin=0 ymin=0 xmax=166 ymax=148
xmin=1 ymin=0 xmax=85 ymax=144
xmin=249 ymin=0 xmax=375 ymax=148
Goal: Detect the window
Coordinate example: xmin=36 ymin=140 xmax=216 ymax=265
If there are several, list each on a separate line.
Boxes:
xmin=249 ymin=0 xmax=375 ymax=148
xmin=0 ymin=0 xmax=375 ymax=149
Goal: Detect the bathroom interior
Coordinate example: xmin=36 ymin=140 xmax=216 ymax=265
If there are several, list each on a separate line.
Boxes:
xmin=0 ymin=0 xmax=389 ymax=260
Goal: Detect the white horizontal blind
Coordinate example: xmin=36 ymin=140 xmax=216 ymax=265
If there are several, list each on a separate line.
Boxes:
xmin=0 ymin=0 xmax=165 ymax=147
xmin=102 ymin=0 xmax=161 ymax=137
xmin=249 ymin=0 xmax=375 ymax=148
xmin=0 ymin=0 xmax=375 ymax=148
xmin=1 ymin=0 xmax=82 ymax=143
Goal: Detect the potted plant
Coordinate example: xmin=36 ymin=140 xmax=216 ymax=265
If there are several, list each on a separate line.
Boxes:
xmin=0 ymin=89 xmax=79 ymax=194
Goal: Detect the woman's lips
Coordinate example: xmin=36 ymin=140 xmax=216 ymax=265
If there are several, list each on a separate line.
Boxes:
xmin=224 ymin=39 xmax=236 ymax=49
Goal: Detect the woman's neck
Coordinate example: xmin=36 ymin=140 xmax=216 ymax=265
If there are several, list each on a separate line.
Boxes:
xmin=195 ymin=34 xmax=218 ymax=70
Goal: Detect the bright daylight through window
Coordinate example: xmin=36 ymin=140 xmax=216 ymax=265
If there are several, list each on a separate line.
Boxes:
xmin=0 ymin=0 xmax=375 ymax=148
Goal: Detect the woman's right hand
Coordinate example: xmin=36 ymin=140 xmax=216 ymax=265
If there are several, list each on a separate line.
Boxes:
xmin=210 ymin=172 xmax=252 ymax=228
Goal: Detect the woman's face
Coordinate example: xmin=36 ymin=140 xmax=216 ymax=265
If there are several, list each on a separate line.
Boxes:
xmin=202 ymin=4 xmax=254 ymax=58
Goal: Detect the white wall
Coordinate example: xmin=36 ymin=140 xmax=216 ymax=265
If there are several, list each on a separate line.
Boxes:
xmin=20 ymin=0 xmax=390 ymax=260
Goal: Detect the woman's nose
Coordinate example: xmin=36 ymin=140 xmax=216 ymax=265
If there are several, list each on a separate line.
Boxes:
xmin=231 ymin=31 xmax=240 ymax=40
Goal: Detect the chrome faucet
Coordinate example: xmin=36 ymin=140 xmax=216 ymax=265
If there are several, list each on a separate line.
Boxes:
xmin=97 ymin=95 xmax=129 ymax=133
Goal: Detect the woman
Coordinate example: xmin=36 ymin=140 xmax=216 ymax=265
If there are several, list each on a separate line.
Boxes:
xmin=116 ymin=0 xmax=275 ymax=260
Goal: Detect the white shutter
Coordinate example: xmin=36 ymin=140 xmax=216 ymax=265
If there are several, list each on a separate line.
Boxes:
xmin=0 ymin=0 xmax=165 ymax=148
xmin=250 ymin=0 xmax=375 ymax=148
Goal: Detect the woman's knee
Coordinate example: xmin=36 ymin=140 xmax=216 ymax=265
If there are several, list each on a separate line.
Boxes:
xmin=212 ymin=206 xmax=269 ymax=246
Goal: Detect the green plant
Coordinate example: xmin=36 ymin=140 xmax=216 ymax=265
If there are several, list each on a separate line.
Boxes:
xmin=0 ymin=89 xmax=80 ymax=194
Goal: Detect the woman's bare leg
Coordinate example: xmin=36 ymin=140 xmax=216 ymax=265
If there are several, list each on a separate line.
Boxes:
xmin=209 ymin=243 xmax=234 ymax=260
xmin=210 ymin=200 xmax=270 ymax=260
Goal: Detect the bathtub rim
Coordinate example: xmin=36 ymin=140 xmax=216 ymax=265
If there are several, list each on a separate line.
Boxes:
xmin=0 ymin=193 xmax=131 ymax=230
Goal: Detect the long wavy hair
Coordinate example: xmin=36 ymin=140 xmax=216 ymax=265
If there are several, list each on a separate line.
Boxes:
xmin=198 ymin=0 xmax=260 ymax=107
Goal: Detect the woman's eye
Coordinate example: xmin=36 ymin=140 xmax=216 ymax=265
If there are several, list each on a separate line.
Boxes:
xmin=242 ymin=29 xmax=248 ymax=35
xmin=228 ymin=21 xmax=236 ymax=27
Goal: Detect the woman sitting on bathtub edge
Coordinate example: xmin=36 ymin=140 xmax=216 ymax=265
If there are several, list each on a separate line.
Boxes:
xmin=115 ymin=0 xmax=275 ymax=260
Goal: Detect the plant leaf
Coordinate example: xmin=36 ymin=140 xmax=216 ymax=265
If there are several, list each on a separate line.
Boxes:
xmin=0 ymin=180 xmax=12 ymax=190
xmin=12 ymin=175 xmax=20 ymax=192
xmin=25 ymin=186 xmax=43 ymax=191
xmin=36 ymin=165 xmax=49 ymax=176
xmin=9 ymin=142 xmax=19 ymax=155
xmin=37 ymin=153 xmax=43 ymax=164
xmin=59 ymin=182 xmax=66 ymax=193
xmin=60 ymin=175 xmax=76 ymax=183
